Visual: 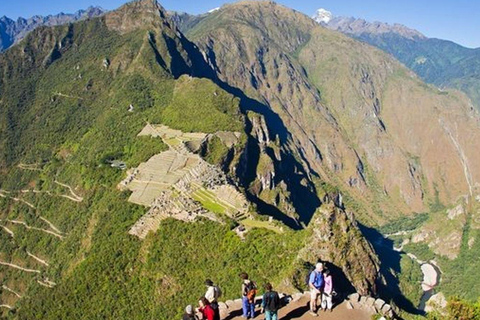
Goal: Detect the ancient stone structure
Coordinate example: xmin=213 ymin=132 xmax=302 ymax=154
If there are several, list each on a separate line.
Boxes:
xmin=126 ymin=124 xmax=249 ymax=238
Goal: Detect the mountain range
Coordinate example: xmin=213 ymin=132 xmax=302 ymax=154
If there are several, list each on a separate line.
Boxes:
xmin=0 ymin=1 xmax=480 ymax=319
xmin=0 ymin=6 xmax=105 ymax=51
xmin=313 ymin=9 xmax=480 ymax=110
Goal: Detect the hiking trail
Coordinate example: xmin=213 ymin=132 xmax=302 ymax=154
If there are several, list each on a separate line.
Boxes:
xmin=218 ymin=293 xmax=372 ymax=320
xmin=0 ymin=261 xmax=41 ymax=273
xmin=2 ymin=285 xmax=22 ymax=298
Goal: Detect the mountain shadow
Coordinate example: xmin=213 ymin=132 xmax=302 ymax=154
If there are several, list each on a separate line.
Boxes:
xmin=359 ymin=223 xmax=423 ymax=315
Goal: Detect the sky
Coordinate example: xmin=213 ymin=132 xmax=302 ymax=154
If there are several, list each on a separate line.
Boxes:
xmin=1 ymin=0 xmax=479 ymax=48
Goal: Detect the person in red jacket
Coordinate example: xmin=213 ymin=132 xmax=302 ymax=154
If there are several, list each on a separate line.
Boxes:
xmin=196 ymin=297 xmax=215 ymax=320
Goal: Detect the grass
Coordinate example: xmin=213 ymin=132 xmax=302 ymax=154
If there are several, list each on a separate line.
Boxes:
xmin=192 ymin=190 xmax=228 ymax=214
xmin=241 ymin=219 xmax=283 ymax=234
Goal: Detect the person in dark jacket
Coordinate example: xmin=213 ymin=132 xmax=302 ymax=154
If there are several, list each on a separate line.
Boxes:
xmin=261 ymin=283 xmax=281 ymax=320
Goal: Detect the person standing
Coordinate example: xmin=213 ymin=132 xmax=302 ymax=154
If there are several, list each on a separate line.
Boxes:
xmin=320 ymin=269 xmax=334 ymax=312
xmin=240 ymin=272 xmax=257 ymax=319
xmin=261 ymin=283 xmax=281 ymax=320
xmin=308 ymin=262 xmax=324 ymax=317
xmin=205 ymin=279 xmax=221 ymax=320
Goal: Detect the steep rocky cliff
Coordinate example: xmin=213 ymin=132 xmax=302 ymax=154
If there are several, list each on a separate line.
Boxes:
xmin=187 ymin=1 xmax=480 ymax=225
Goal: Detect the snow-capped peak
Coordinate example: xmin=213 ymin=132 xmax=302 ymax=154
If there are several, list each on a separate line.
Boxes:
xmin=312 ymin=8 xmax=333 ymax=24
xmin=208 ymin=7 xmax=220 ymax=13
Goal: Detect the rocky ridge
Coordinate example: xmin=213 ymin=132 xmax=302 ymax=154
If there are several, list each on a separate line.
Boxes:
xmin=0 ymin=6 xmax=105 ymax=51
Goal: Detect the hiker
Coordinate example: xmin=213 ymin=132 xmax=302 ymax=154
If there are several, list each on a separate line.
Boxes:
xmin=183 ymin=305 xmax=199 ymax=320
xmin=320 ymin=269 xmax=333 ymax=312
xmin=197 ymin=297 xmax=215 ymax=320
xmin=308 ymin=262 xmax=324 ymax=317
xmin=240 ymin=272 xmax=257 ymax=319
xmin=261 ymin=283 xmax=281 ymax=320
xmin=205 ymin=279 xmax=221 ymax=320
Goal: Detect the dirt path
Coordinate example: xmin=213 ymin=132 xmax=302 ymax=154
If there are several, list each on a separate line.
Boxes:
xmin=0 ymin=192 xmax=35 ymax=209
xmin=222 ymin=295 xmax=371 ymax=320
xmin=1 ymin=225 xmax=14 ymax=237
xmin=0 ymin=260 xmax=40 ymax=273
xmin=39 ymin=217 xmax=63 ymax=235
xmin=17 ymin=163 xmax=42 ymax=171
xmin=26 ymin=251 xmax=49 ymax=267
xmin=20 ymin=189 xmax=81 ymax=203
xmin=6 ymin=220 xmax=64 ymax=239
xmin=37 ymin=279 xmax=56 ymax=288
xmin=2 ymin=285 xmax=22 ymax=298
xmin=54 ymin=181 xmax=83 ymax=202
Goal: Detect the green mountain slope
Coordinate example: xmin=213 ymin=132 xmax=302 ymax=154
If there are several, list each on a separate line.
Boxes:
xmin=335 ymin=28 xmax=480 ymax=110
xmin=186 ymin=0 xmax=480 ymax=312
xmin=0 ymin=1 xmax=380 ymax=318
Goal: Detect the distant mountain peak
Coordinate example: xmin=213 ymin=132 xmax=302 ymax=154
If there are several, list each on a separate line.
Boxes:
xmin=0 ymin=7 xmax=106 ymax=52
xmin=316 ymin=13 xmax=425 ymax=40
xmin=312 ymin=8 xmax=333 ymax=24
xmin=208 ymin=7 xmax=220 ymax=13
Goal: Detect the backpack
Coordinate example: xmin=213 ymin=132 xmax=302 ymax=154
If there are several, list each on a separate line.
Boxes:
xmin=306 ymin=270 xmax=324 ymax=289
xmin=245 ymin=281 xmax=257 ymax=302
xmin=213 ymin=285 xmax=222 ymax=299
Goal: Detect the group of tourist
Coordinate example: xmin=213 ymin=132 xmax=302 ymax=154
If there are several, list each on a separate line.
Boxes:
xmin=182 ymin=263 xmax=334 ymax=320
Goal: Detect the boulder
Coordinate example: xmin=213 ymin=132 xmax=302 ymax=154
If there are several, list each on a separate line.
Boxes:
xmin=218 ymin=302 xmax=227 ymax=310
xmin=381 ymin=303 xmax=392 ymax=315
xmin=374 ymin=298 xmax=385 ymax=311
xmin=366 ymin=297 xmax=376 ymax=307
xmin=348 ymin=293 xmax=360 ymax=302
xmin=364 ymin=306 xmax=377 ymax=315
xmin=292 ymin=292 xmax=303 ymax=302
xmin=225 ymin=300 xmax=235 ymax=308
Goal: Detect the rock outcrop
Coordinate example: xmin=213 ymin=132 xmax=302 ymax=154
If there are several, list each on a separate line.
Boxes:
xmin=187 ymin=1 xmax=480 ymax=225
xmin=297 ymin=202 xmax=381 ymax=296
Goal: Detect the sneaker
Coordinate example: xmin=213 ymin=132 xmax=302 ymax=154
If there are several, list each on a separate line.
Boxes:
xmin=309 ymin=311 xmax=318 ymax=317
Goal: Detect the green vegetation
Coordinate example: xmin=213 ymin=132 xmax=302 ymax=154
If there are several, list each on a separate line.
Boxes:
xmin=402 ymin=242 xmax=436 ymax=262
xmin=241 ymin=219 xmax=284 ymax=234
xmin=354 ymin=33 xmax=480 ymax=109
xmin=378 ymin=213 xmax=429 ymax=235
xmin=202 ymin=136 xmax=230 ymax=166
xmin=0 ymin=11 xmax=267 ymax=320
xmin=398 ymin=254 xmax=424 ymax=307
xmin=160 ymin=76 xmax=244 ymax=133
xmin=438 ymin=229 xmax=480 ymax=301
xmin=192 ymin=188 xmax=228 ymax=214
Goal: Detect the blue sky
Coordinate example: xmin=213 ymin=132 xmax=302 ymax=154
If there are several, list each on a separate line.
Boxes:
xmin=1 ymin=0 xmax=479 ymax=48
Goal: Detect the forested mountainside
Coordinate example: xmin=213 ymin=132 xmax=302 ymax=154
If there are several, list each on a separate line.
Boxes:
xmin=1 ymin=0 xmax=480 ymax=319
xmin=322 ymin=15 xmax=480 ymax=110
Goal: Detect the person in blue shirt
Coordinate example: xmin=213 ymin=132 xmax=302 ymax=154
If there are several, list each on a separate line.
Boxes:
xmin=308 ymin=262 xmax=324 ymax=317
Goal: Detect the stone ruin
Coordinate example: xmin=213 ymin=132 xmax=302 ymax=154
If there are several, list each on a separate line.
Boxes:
xmin=126 ymin=124 xmax=249 ymax=239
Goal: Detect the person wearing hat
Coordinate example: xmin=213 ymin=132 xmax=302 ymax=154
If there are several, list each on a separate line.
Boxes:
xmin=183 ymin=304 xmax=199 ymax=320
xmin=204 ymin=279 xmax=221 ymax=320
xmin=308 ymin=262 xmax=325 ymax=317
